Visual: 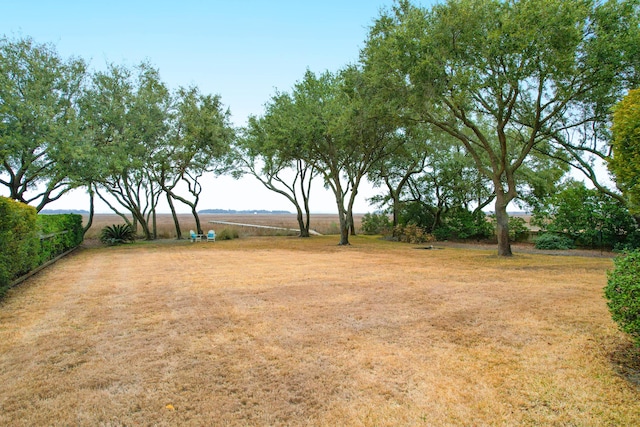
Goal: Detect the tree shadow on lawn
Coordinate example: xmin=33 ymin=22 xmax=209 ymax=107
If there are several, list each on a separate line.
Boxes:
xmin=609 ymin=340 xmax=640 ymax=389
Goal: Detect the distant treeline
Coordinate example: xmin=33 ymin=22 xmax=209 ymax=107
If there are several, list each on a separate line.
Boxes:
xmin=41 ymin=209 xmax=90 ymax=215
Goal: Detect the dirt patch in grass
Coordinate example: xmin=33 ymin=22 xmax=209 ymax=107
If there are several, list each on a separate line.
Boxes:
xmin=0 ymin=236 xmax=637 ymax=426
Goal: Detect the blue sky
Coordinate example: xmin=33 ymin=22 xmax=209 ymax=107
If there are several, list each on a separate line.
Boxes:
xmin=2 ymin=0 xmax=434 ymax=213
xmin=2 ymin=0 xmax=418 ymax=126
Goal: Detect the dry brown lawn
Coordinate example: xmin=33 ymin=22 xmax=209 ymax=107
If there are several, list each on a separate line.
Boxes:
xmin=0 ymin=235 xmax=638 ymax=426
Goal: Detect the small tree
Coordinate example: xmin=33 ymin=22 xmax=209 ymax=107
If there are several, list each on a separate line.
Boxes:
xmin=605 ymin=251 xmax=640 ymax=346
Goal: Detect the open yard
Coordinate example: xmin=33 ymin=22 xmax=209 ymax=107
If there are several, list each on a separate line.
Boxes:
xmin=0 ymin=235 xmax=638 ymax=425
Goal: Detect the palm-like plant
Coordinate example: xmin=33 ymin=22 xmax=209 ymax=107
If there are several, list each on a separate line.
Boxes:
xmin=100 ymin=224 xmax=135 ymax=245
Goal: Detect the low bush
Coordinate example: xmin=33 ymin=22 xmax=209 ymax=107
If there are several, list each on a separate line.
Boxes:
xmin=509 ymin=216 xmax=530 ymax=242
xmin=393 ymin=224 xmax=435 ymax=244
xmin=605 ymin=251 xmax=640 ymax=346
xmin=532 ymin=182 xmax=639 ymax=249
xmin=436 ymin=208 xmax=494 ymax=241
xmin=100 ymin=224 xmax=135 ymax=245
xmin=361 ymin=212 xmax=392 ymax=235
xmin=217 ymin=228 xmax=239 ymax=240
xmin=534 ymin=233 xmax=574 ymax=250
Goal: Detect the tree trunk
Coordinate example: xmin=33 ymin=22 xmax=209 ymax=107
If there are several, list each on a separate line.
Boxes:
xmin=338 ymin=211 xmax=350 ymax=245
xmin=296 ymin=206 xmax=310 ymax=237
xmin=192 ymin=206 xmax=203 ymax=235
xmin=167 ymin=193 xmax=182 ymax=240
xmin=349 ymin=211 xmax=356 ymax=236
xmin=152 ymin=207 xmax=157 ymax=239
xmin=392 ymin=195 xmax=400 ymax=227
xmin=494 ymin=195 xmax=512 ymax=257
xmin=82 ymin=186 xmax=95 ymax=237
xmin=134 ymin=213 xmax=153 ymax=240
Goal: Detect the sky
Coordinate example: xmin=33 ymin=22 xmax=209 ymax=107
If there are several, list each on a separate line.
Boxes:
xmin=1 ymin=0 xmax=433 ymax=214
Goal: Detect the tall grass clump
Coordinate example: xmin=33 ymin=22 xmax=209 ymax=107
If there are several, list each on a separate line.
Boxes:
xmin=217 ymin=228 xmax=239 ymax=240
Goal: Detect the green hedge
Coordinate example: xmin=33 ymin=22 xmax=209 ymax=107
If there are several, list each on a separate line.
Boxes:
xmin=37 ymin=213 xmax=84 ymax=263
xmin=1 ymin=197 xmax=84 ymax=296
xmin=0 ymin=197 xmax=39 ymax=293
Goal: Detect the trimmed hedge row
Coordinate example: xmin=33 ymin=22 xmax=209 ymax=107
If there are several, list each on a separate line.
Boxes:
xmin=37 ymin=213 xmax=83 ymax=263
xmin=0 ymin=197 xmax=83 ymax=296
xmin=0 ymin=197 xmax=39 ymax=292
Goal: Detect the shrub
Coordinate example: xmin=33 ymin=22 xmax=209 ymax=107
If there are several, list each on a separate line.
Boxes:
xmin=532 ymin=182 xmax=639 ymax=249
xmin=605 ymin=251 xmax=640 ymax=346
xmin=217 ymin=228 xmax=239 ymax=240
xmin=509 ymin=216 xmax=530 ymax=242
xmin=436 ymin=208 xmax=493 ymax=241
xmin=393 ymin=224 xmax=435 ymax=244
xmin=534 ymin=233 xmax=574 ymax=250
xmin=100 ymin=224 xmax=135 ymax=245
xmin=361 ymin=212 xmax=392 ymax=235
xmin=398 ymin=201 xmax=435 ymax=230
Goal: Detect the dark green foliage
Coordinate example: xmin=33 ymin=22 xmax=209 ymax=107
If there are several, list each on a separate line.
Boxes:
xmin=361 ymin=212 xmax=392 ymax=235
xmin=398 ymin=202 xmax=493 ymax=241
xmin=100 ymin=224 xmax=135 ymax=246
xmin=398 ymin=201 xmax=436 ymax=231
xmin=509 ymin=217 xmax=530 ymax=242
xmin=435 ymin=208 xmax=494 ymax=241
xmin=534 ymin=233 xmax=575 ymax=250
xmin=533 ymin=182 xmax=639 ymax=249
xmin=0 ymin=197 xmax=39 ymax=294
xmin=605 ymin=251 xmax=640 ymax=346
xmin=1 ymin=205 xmax=84 ymax=296
xmin=216 ymin=228 xmax=239 ymax=240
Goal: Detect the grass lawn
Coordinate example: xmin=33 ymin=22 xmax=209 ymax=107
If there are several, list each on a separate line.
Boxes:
xmin=0 ymin=235 xmax=638 ymax=425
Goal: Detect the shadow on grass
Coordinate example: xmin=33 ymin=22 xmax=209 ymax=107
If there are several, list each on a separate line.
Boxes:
xmin=610 ymin=340 xmax=640 ymax=389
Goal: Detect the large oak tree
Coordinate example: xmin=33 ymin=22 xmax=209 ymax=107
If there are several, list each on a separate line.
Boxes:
xmin=0 ymin=36 xmax=87 ymax=211
xmin=362 ymin=0 xmax=639 ymax=255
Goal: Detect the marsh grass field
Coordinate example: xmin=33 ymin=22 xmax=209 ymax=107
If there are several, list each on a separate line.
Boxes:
xmin=0 ymin=215 xmax=639 ymax=425
xmin=83 ymin=213 xmax=361 ymax=240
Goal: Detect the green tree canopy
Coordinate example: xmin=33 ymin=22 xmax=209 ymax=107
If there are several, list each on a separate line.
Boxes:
xmin=237 ymin=101 xmax=318 ymax=237
xmin=158 ymin=86 xmax=235 ymax=236
xmin=362 ymin=0 xmax=640 ymax=255
xmin=610 ymin=88 xmax=640 ymax=213
xmin=0 ymin=36 xmax=87 ymax=211
xmin=80 ymin=62 xmax=170 ymax=240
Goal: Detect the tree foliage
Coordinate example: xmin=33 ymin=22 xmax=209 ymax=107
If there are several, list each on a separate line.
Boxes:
xmin=159 ymin=87 xmax=235 ymax=236
xmin=533 ymin=181 xmax=640 ymax=249
xmin=251 ymin=68 xmax=401 ymax=245
xmin=610 ymin=88 xmax=640 ymax=214
xmin=236 ymin=93 xmax=318 ymax=237
xmin=0 ymin=36 xmax=87 ymax=211
xmin=362 ymin=0 xmax=640 ymax=255
xmin=80 ymin=62 xmax=170 ymax=240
